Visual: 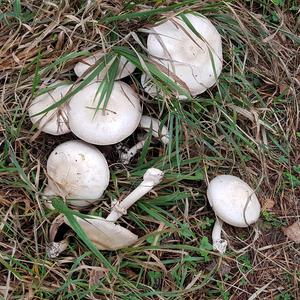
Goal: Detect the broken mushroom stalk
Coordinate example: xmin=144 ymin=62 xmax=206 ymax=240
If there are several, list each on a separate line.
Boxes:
xmin=64 ymin=168 xmax=164 ymax=251
xmin=119 ymin=115 xmax=170 ymax=164
xmin=44 ymin=140 xmax=110 ymax=208
xmin=207 ymin=175 xmax=261 ymax=254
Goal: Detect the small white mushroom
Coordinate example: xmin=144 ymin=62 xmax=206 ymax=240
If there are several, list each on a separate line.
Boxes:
xmin=140 ymin=73 xmax=160 ymax=98
xmin=207 ymin=175 xmax=261 ymax=254
xmin=119 ymin=116 xmax=169 ymax=164
xmin=44 ymin=140 xmax=110 ymax=208
xmin=141 ymin=73 xmax=188 ymax=100
xmin=68 ymin=81 xmax=142 ymax=145
xmin=139 ymin=115 xmax=169 ymax=145
xmin=28 ymin=82 xmax=71 ymax=135
xmin=74 ymin=51 xmax=136 ymax=80
xmin=146 ymin=13 xmax=223 ymax=96
xmin=65 ymin=168 xmax=164 ymax=250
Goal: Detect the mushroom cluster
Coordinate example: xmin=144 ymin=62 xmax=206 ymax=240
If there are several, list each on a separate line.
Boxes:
xmin=28 ymin=12 xmax=261 ymax=256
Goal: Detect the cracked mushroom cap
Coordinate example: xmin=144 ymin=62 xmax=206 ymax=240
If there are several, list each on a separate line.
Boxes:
xmin=45 ymin=140 xmax=109 ymax=207
xmin=68 ymin=81 xmax=142 ymax=145
xmin=66 ymin=215 xmax=138 ymax=250
xmin=28 ymin=82 xmax=71 ymax=135
xmin=207 ymin=175 xmax=261 ymax=227
xmin=147 ymin=13 xmax=223 ymax=96
xmin=74 ymin=51 xmax=136 ymax=80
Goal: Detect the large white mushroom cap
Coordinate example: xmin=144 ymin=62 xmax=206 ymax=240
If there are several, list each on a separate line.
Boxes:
xmin=68 ymin=81 xmax=142 ymax=145
xmin=74 ymin=51 xmax=136 ymax=80
xmin=45 ymin=140 xmax=110 ymax=207
xmin=28 ymin=82 xmax=71 ymax=135
xmin=207 ymin=175 xmax=261 ymax=227
xmin=146 ymin=13 xmax=223 ymax=96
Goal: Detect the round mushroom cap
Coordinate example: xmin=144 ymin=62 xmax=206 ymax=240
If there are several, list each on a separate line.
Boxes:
xmin=28 ymin=83 xmax=71 ymax=135
xmin=147 ymin=13 xmax=223 ymax=96
xmin=68 ymin=81 xmax=142 ymax=145
xmin=207 ymin=175 xmax=261 ymax=227
xmin=74 ymin=51 xmax=136 ymax=80
xmin=46 ymin=140 xmax=109 ymax=207
xmin=66 ymin=215 xmax=138 ymax=250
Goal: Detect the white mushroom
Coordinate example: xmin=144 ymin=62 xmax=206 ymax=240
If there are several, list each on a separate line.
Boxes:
xmin=120 ymin=115 xmax=169 ymax=164
xmin=139 ymin=115 xmax=169 ymax=145
xmin=146 ymin=13 xmax=223 ymax=96
xmin=28 ymin=82 xmax=71 ymax=135
xmin=207 ymin=175 xmax=261 ymax=254
xmin=68 ymin=81 xmax=142 ymax=145
xmin=44 ymin=140 xmax=110 ymax=208
xmin=65 ymin=168 xmax=164 ymax=250
xmin=141 ymin=73 xmax=188 ymax=100
xmin=74 ymin=51 xmax=136 ymax=80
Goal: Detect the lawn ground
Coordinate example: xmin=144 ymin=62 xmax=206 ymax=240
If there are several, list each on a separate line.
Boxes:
xmin=0 ymin=1 xmax=299 ymax=299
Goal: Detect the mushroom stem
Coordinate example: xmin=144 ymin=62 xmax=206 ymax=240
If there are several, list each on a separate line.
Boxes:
xmin=106 ymin=168 xmax=163 ymax=222
xmin=120 ymin=140 xmax=146 ymax=165
xmin=119 ymin=116 xmax=169 ymax=165
xmin=212 ymin=217 xmax=228 ymax=254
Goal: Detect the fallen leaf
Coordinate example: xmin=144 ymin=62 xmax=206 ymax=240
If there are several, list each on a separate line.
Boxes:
xmin=279 ymin=82 xmax=289 ymax=94
xmin=262 ymin=198 xmax=275 ymax=210
xmin=89 ymin=268 xmax=106 ymax=287
xmin=283 ymin=221 xmax=300 ymax=243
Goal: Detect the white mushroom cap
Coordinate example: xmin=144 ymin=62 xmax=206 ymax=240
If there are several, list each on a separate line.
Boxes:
xmin=141 ymin=73 xmax=188 ymax=100
xmin=68 ymin=81 xmax=142 ymax=145
xmin=74 ymin=51 xmax=136 ymax=80
xmin=147 ymin=13 xmax=223 ymax=96
xmin=66 ymin=215 xmax=138 ymax=250
xmin=207 ymin=175 xmax=261 ymax=228
xmin=140 ymin=73 xmax=160 ymax=98
xmin=28 ymin=82 xmax=71 ymax=135
xmin=45 ymin=140 xmax=110 ymax=207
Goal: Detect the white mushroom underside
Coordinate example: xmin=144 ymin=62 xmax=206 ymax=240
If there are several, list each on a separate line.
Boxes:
xmin=68 ymin=81 xmax=142 ymax=145
xmin=46 ymin=140 xmax=109 ymax=207
xmin=28 ymin=83 xmax=71 ymax=135
xmin=147 ymin=13 xmax=223 ymax=95
xmin=207 ymin=175 xmax=261 ymax=227
xmin=69 ymin=215 xmax=138 ymax=250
